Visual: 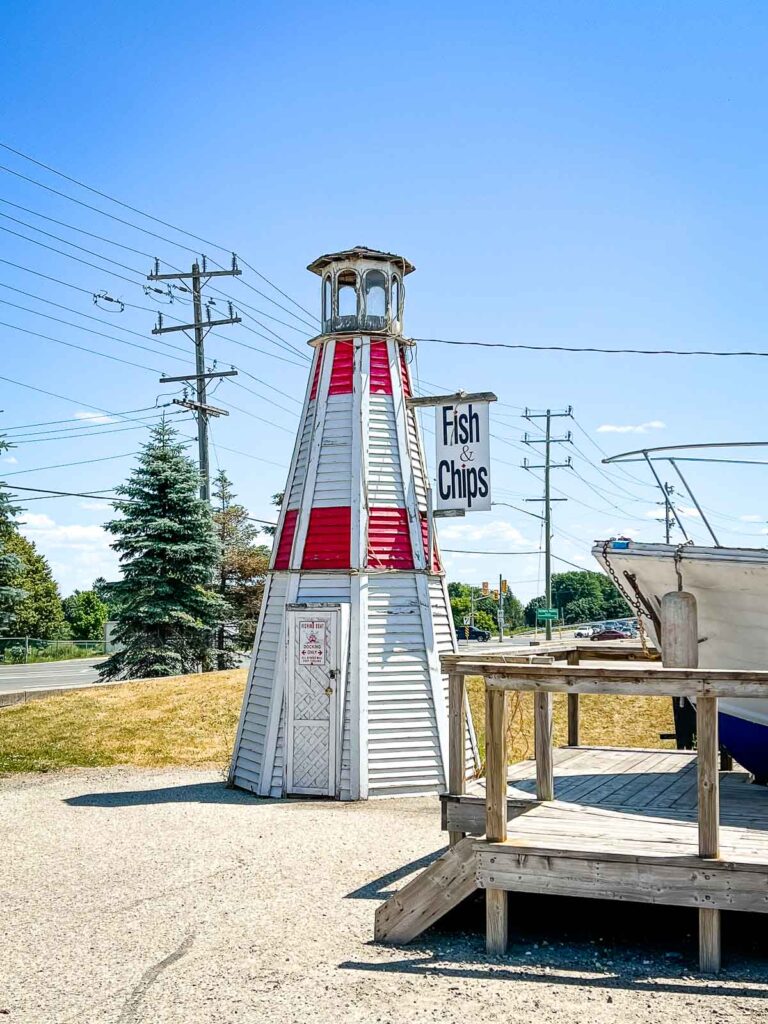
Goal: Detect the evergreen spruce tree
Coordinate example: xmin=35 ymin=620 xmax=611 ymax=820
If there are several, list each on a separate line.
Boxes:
xmin=0 ymin=437 xmax=24 ymax=636
xmin=211 ymin=469 xmax=270 ymax=668
xmin=99 ymin=419 xmax=225 ymax=680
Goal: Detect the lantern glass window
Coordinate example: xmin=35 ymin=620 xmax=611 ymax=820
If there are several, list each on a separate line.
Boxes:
xmin=337 ymin=271 xmax=358 ymax=319
xmin=391 ymin=275 xmax=401 ymax=322
xmin=364 ymin=270 xmax=387 ymax=318
xmin=322 ymin=275 xmax=332 ymax=326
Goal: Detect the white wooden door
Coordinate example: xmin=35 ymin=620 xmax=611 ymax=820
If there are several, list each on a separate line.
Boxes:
xmin=286 ymin=609 xmax=340 ymax=796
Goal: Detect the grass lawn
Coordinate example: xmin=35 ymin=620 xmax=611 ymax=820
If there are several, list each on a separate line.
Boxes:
xmin=0 ymin=669 xmax=675 ymax=775
xmin=465 ymin=676 xmax=675 ymax=767
xmin=0 ymin=669 xmax=246 ymax=774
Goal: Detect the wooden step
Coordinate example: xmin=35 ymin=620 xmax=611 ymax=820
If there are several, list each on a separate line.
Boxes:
xmin=374 ymin=835 xmax=479 ymax=944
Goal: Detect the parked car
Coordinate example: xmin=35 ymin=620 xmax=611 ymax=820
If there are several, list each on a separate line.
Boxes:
xmin=574 ymin=627 xmax=594 ymax=638
xmin=590 ymin=628 xmax=631 ymax=641
xmin=460 ymin=625 xmax=492 ymax=642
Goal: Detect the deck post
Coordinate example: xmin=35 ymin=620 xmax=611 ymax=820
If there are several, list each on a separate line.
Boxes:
xmin=485 ymin=685 xmax=508 ymax=954
xmin=535 ymin=692 xmax=554 ymax=801
xmin=566 ymin=649 xmax=580 ymax=746
xmin=662 ymin=590 xmax=721 ymax=974
xmin=697 ymin=693 xmax=721 ymax=973
xmin=448 ymin=671 xmax=467 ymax=846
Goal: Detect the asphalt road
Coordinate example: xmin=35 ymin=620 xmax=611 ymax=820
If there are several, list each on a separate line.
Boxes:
xmin=0 ymin=657 xmax=106 ymax=695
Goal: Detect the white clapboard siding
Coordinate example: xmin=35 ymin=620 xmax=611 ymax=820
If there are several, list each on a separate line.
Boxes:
xmin=269 ymin=704 xmax=286 ymax=798
xmin=231 ymin=574 xmax=289 ymax=793
xmin=368 ymin=395 xmax=405 ymax=506
xmin=339 ymin=656 xmax=352 ymax=800
xmin=296 ymin=576 xmax=351 ymax=603
xmin=313 ymin=394 xmax=353 ymax=507
xmin=367 ymin=575 xmax=444 ymax=795
xmin=288 ymin=411 xmax=314 ymax=510
xmin=429 ymin=578 xmax=479 ymax=775
xmin=405 ymin=408 xmax=428 ymax=509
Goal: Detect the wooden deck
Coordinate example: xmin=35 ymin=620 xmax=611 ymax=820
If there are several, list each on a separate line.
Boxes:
xmin=376 ymin=621 xmax=768 ymax=972
xmin=441 ymin=746 xmax=768 ymax=842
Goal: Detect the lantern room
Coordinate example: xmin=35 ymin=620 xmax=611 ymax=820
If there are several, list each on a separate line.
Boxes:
xmin=308 ymin=246 xmax=415 ymax=336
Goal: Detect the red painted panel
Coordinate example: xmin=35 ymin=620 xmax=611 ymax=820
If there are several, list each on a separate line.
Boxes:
xmin=368 ymin=507 xmax=414 ymax=569
xmin=399 ymin=345 xmax=412 ymax=398
xmin=328 ymin=338 xmax=354 ymax=395
xmin=309 ymin=348 xmax=323 ymax=401
xmin=302 ymin=506 xmax=351 ymax=569
xmin=369 ymin=341 xmax=393 ymax=394
xmin=420 ymin=513 xmax=442 ymax=572
xmin=274 ymin=508 xmax=298 ymax=569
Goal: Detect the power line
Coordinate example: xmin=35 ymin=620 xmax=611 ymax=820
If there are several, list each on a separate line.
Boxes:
xmin=0 ymin=222 xmax=145 ymax=289
xmin=0 ymin=197 xmax=318 ymax=337
xmin=9 ymin=484 xmax=123 ymax=501
xmin=417 ymin=337 xmax=768 ymax=359
xmin=9 ymin=414 xmax=188 ymax=444
xmin=0 ymin=210 xmax=147 ymax=279
xmin=0 ymin=373 xmax=170 ymax=428
xmin=2 ymin=405 xmax=163 ymax=432
xmin=3 ymin=451 xmax=140 ymax=476
xmin=0 ymin=143 xmax=318 ymax=329
xmin=0 ymin=295 xmax=189 ymax=361
xmin=0 ymin=257 xmax=308 ymax=367
xmin=0 ymin=319 xmax=162 ymax=373
xmin=0 ymin=280 xmax=187 ymax=350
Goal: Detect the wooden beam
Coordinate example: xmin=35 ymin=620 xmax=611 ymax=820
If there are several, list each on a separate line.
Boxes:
xmin=566 ymin=650 xmax=580 ymax=746
xmin=698 ymin=694 xmax=721 ymax=974
xmin=480 ymin=665 xmax=768 ymax=699
xmin=485 ymin=687 xmax=508 ymax=953
xmin=448 ymin=672 xmax=467 ymax=846
xmin=661 ymin=589 xmax=721 ymax=975
xmin=374 ymin=836 xmax=478 ymax=944
xmin=535 ymin=692 xmax=554 ymax=801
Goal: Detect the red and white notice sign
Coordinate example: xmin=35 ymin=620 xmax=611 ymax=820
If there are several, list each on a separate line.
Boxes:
xmin=299 ymin=620 xmax=327 ymax=665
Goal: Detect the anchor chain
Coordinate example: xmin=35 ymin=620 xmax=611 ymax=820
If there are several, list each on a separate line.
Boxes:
xmin=601 ymin=539 xmax=652 ymax=659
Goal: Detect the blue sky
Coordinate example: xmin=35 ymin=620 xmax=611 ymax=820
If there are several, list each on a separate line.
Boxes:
xmin=1 ymin=1 xmax=767 ymax=599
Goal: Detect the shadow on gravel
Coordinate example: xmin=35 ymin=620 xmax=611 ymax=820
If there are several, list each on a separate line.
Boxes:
xmin=346 ymin=848 xmax=448 ymax=901
xmin=339 ymin=954 xmax=768 ymax=998
xmin=65 ymin=781 xmax=266 ymax=807
xmin=355 ymin=891 xmax=768 ymax=992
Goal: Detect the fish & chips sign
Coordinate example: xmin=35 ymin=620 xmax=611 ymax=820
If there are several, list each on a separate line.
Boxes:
xmin=435 ymin=400 xmax=492 ymax=511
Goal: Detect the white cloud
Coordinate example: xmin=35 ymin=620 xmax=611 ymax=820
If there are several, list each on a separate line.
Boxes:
xmin=74 ymin=411 xmax=114 ymax=425
xmin=80 ymin=501 xmax=111 ymax=511
xmin=597 ymin=420 xmax=666 ymax=435
xmin=2 ymin=456 xmax=18 ymax=464
xmin=18 ymin=512 xmax=119 ymax=595
xmin=740 ymin=515 xmax=764 ymax=523
xmin=437 ymin=519 xmax=532 ymax=546
xmin=644 ymin=506 xmax=700 ymax=520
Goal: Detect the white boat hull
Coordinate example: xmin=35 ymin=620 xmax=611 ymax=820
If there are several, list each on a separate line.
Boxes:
xmin=593 ymin=540 xmax=768 ymax=778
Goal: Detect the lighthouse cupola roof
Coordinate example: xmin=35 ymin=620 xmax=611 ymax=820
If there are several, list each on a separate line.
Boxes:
xmin=308 ymin=246 xmax=414 ymax=337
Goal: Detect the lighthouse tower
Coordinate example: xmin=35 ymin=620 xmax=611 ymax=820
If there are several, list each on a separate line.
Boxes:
xmin=229 ymin=247 xmax=477 ymax=800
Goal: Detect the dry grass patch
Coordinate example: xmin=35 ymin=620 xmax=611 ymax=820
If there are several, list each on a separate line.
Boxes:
xmin=466 ymin=675 xmax=675 ymax=766
xmin=0 ymin=669 xmax=676 ymax=776
xmin=0 ymin=669 xmax=247 ymax=774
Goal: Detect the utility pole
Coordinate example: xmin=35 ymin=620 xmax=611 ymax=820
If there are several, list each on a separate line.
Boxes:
xmin=523 ymin=407 xmax=573 ymax=640
xmin=148 ymin=255 xmax=242 ymax=501
xmin=663 ymin=483 xmax=675 ymax=544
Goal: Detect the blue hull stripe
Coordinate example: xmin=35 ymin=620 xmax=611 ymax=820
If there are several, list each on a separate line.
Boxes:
xmin=719 ymin=711 xmax=768 ymax=780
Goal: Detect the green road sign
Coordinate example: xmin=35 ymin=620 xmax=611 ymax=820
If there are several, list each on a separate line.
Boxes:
xmin=536 ymin=608 xmax=559 ymax=621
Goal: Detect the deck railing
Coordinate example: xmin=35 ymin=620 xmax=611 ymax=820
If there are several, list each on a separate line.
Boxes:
xmin=441 ymin=649 xmax=768 ymax=973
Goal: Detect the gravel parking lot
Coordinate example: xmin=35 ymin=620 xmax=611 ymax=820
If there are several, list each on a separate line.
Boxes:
xmin=2 ymin=767 xmax=767 ymax=1023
